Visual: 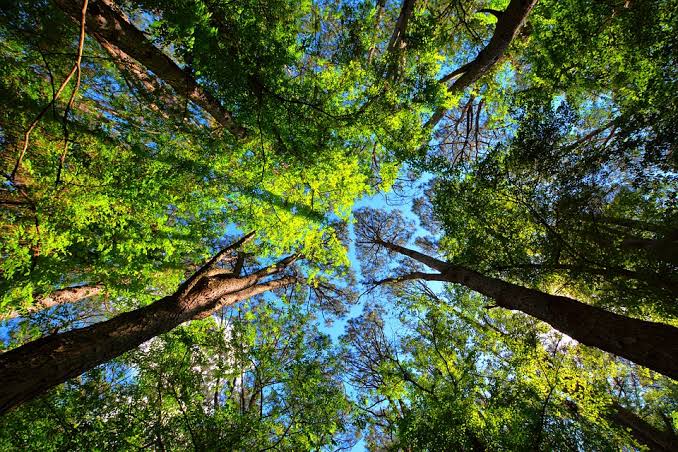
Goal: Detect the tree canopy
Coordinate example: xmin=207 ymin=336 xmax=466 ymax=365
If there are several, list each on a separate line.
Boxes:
xmin=0 ymin=0 xmax=676 ymax=450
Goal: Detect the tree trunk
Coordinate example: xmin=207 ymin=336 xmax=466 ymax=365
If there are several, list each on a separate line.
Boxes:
xmin=620 ymin=237 xmax=678 ymax=265
xmin=386 ymin=0 xmax=417 ymax=54
xmin=608 ymin=403 xmax=678 ymax=451
xmin=378 ymin=240 xmax=678 ymax=379
xmin=52 ymin=0 xmax=246 ymax=138
xmin=427 ymin=0 xmax=537 ymax=128
xmin=0 ymin=235 xmax=296 ymax=413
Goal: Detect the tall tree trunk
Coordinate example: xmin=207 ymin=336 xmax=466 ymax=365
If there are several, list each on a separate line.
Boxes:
xmin=384 ymin=0 xmax=417 ymax=77
xmin=52 ymin=0 xmax=246 ymax=138
xmin=0 ymin=234 xmax=296 ymax=413
xmin=376 ymin=240 xmax=678 ymax=379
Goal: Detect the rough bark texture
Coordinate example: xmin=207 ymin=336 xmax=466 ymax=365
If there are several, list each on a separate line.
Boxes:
xmin=379 ymin=240 xmax=678 ymax=380
xmin=0 ymin=239 xmax=295 ymax=414
xmin=52 ymin=0 xmax=246 ymax=138
xmin=2 ymin=284 xmax=103 ymax=320
xmin=427 ymin=0 xmax=537 ymax=128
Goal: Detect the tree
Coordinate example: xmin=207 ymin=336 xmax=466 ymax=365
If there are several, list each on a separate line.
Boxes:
xmin=0 ymin=233 xmax=300 ymax=413
xmin=1 ymin=0 xmax=676 ymax=447
xmin=0 ymin=300 xmax=355 ymax=449
xmin=429 ymin=95 xmax=677 ymax=319
xmin=355 ymin=207 xmax=678 ymax=379
xmin=344 ymin=285 xmax=678 ymax=450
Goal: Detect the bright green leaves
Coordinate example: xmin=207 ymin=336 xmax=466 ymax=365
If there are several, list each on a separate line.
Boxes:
xmin=0 ymin=301 xmax=354 ymax=449
xmin=346 ymin=286 xmax=666 ymax=450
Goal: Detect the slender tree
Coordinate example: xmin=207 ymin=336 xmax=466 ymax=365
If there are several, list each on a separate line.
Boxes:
xmin=355 ymin=208 xmax=678 ymax=379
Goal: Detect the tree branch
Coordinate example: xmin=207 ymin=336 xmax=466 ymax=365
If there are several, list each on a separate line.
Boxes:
xmin=427 ymin=0 xmax=537 ymax=129
xmin=52 ymin=0 xmax=246 ymax=138
xmin=375 ymin=239 xmax=450 ymax=272
xmin=374 ymin=271 xmax=448 ymax=285
xmin=11 ymin=0 xmax=90 ymax=181
xmin=55 ymin=0 xmax=89 ymax=186
xmin=2 ymin=284 xmax=104 ymax=320
xmin=177 ymin=231 xmax=256 ymax=297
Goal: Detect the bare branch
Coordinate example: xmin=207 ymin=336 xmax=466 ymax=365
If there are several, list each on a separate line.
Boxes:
xmin=56 ymin=0 xmax=89 ymax=186
xmin=374 ymin=271 xmax=448 ymax=286
xmin=11 ymin=0 xmax=90 ymax=181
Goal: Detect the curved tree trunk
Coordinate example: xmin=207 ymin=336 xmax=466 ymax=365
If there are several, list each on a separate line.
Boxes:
xmin=426 ymin=0 xmax=538 ymax=128
xmin=377 ymin=240 xmax=678 ymax=380
xmin=0 ymin=234 xmax=296 ymax=413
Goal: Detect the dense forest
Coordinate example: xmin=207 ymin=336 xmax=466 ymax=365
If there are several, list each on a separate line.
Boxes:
xmin=0 ymin=0 xmax=676 ymax=450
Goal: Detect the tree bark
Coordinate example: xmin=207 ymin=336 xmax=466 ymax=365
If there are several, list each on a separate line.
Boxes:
xmin=427 ymin=0 xmax=537 ymax=129
xmin=620 ymin=237 xmax=678 ymax=265
xmin=607 ymin=402 xmax=678 ymax=451
xmin=0 ymin=235 xmax=296 ymax=413
xmin=52 ymin=0 xmax=246 ymax=138
xmin=377 ymin=240 xmax=678 ymax=380
xmin=2 ymin=284 xmax=103 ymax=320
xmin=386 ymin=0 xmax=417 ymax=54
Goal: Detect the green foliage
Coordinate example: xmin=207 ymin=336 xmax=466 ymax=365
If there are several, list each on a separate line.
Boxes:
xmin=431 ymin=93 xmax=677 ymax=319
xmin=1 ymin=0 xmax=676 ymax=449
xmin=0 ymin=301 xmax=354 ymax=450
xmin=345 ymin=287 xmax=673 ymax=451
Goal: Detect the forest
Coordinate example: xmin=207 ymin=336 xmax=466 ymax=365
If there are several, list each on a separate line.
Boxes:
xmin=0 ymin=0 xmax=676 ymax=450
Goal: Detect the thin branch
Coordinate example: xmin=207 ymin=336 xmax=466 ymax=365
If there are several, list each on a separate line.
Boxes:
xmin=374 ymin=271 xmax=448 ymax=285
xmin=56 ymin=0 xmax=89 ymax=186
xmin=11 ymin=0 xmax=90 ymax=181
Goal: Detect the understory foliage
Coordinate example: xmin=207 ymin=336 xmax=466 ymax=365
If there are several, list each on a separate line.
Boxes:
xmin=0 ymin=300 xmax=354 ymax=450
xmin=344 ymin=287 xmax=678 ymax=450
xmin=0 ymin=0 xmax=676 ymax=449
